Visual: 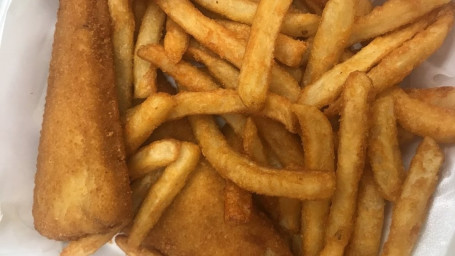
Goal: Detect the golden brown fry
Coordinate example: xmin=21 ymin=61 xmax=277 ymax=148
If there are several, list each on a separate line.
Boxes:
xmin=369 ymin=6 xmax=455 ymax=94
xmin=108 ymin=0 xmax=134 ymax=113
xmin=242 ymin=118 xmax=268 ymax=165
xmin=128 ymin=139 xmax=181 ymax=180
xmin=299 ymin=16 xmax=431 ymax=107
xmin=302 ymin=0 xmax=356 ymax=85
xmin=138 ymin=44 xmax=219 ymax=91
xmin=186 ymin=43 xmax=239 ymax=90
xmin=382 ymin=137 xmax=444 ymax=256
xmin=133 ymin=2 xmax=165 ymax=98
xmin=393 ymin=88 xmax=455 ymax=143
xmin=148 ymin=118 xmax=196 ymax=143
xmin=131 ymin=171 xmax=164 ymax=213
xmin=238 ymin=0 xmax=292 ymax=110
xmin=124 ymin=93 xmax=175 ymax=155
xmin=406 ymin=86 xmax=455 ymax=110
xmin=128 ymin=142 xmax=201 ymax=247
xmin=345 ymin=170 xmax=385 ymax=256
xmin=349 ymin=0 xmax=449 ymax=44
xmin=397 ymin=124 xmax=417 ymax=145
xmin=116 ymin=235 xmax=163 ymax=256
xmin=254 ymin=117 xmax=304 ymax=168
xmin=222 ymin=124 xmax=253 ymax=224
xmin=368 ymin=96 xmax=404 ymax=201
xmin=217 ymin=20 xmax=308 ymax=67
xmin=193 ymin=0 xmax=320 ymax=37
xmin=355 ymin=0 xmax=373 ymax=17
xmin=190 ymin=115 xmax=335 ymax=199
xmin=166 ymin=90 xmax=298 ymax=133
xmin=321 ymin=72 xmax=372 ymax=256
xmin=293 ymin=104 xmax=334 ymax=256
xmin=154 ymin=0 xmax=300 ymax=102
xmin=163 ymin=19 xmax=190 ymax=64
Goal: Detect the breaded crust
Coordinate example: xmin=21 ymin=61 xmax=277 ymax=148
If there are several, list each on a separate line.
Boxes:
xmin=33 ymin=0 xmax=132 ymax=240
xmin=143 ymin=161 xmax=292 ymax=256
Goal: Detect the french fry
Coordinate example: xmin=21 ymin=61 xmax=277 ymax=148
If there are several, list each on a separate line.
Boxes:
xmin=397 ymin=124 xmax=417 ymax=146
xmin=133 ymin=0 xmax=147 ymax=38
xmin=299 ymin=15 xmax=432 ymax=107
xmin=237 ymin=0 xmax=292 ymax=110
xmin=128 ymin=142 xmax=201 ymax=247
xmin=128 ymin=139 xmax=181 ymax=180
xmin=166 ymin=90 xmax=298 ymax=133
xmin=163 ymin=19 xmax=190 ymax=64
xmin=193 ymin=0 xmax=320 ymax=37
xmin=345 ymin=170 xmax=385 ymax=256
xmin=186 ymin=43 xmax=239 ymax=90
xmin=223 ymin=124 xmax=253 ymax=224
xmin=116 ymin=235 xmax=163 ymax=256
xmin=321 ymin=72 xmax=372 ymax=256
xmin=133 ymin=2 xmax=165 ymax=98
xmin=217 ymin=19 xmax=308 ymax=67
xmin=107 ymin=0 xmax=135 ymax=114
xmin=253 ymin=118 xmax=304 ymax=234
xmin=406 ymin=86 xmax=455 ymax=110
xmin=302 ymin=0 xmax=356 ymax=85
xmin=124 ymin=93 xmax=175 ymax=155
xmin=148 ymin=118 xmax=196 ymax=143
xmin=154 ymin=0 xmax=301 ymax=102
xmin=349 ymin=0 xmax=450 ymax=44
xmin=369 ymin=6 xmax=454 ymax=94
xmin=242 ymin=118 xmax=268 ymax=165
xmin=368 ymin=96 xmax=405 ymax=201
xmin=393 ymin=88 xmax=455 ymax=143
xmin=293 ymin=104 xmax=335 ymax=256
xmin=382 ymin=137 xmax=444 ymax=256
xmin=355 ymin=0 xmax=373 ymax=17
xmin=131 ymin=171 xmax=164 ymax=213
xmin=190 ymin=115 xmax=336 ymax=200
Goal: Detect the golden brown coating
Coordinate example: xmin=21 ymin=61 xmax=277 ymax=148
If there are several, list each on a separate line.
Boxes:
xmin=33 ymin=0 xmax=132 ymax=240
xmin=143 ymin=161 xmax=292 ymax=256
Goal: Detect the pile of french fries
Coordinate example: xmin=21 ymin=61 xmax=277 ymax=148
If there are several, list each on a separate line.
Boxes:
xmin=61 ymin=0 xmax=455 ymax=255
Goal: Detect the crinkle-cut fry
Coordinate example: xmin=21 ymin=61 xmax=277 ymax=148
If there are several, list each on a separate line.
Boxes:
xmin=302 ymin=0 xmax=356 ymax=85
xmin=355 ymin=0 xmax=373 ymax=17
xmin=321 ymin=72 xmax=372 ymax=256
xmin=128 ymin=139 xmax=181 ymax=180
xmin=186 ymin=43 xmax=239 ymax=90
xmin=167 ymin=90 xmax=299 ymax=134
xmin=190 ymin=115 xmax=336 ymax=200
xmin=124 ymin=93 xmax=175 ymax=155
xmin=382 ymin=137 xmax=444 ymax=256
xmin=116 ymin=235 xmax=163 ymax=256
xmin=154 ymin=0 xmax=300 ymax=103
xmin=253 ymin=117 xmax=304 ymax=234
xmin=133 ymin=2 xmax=165 ymax=98
xmin=138 ymin=44 xmax=219 ymax=92
xmin=406 ymin=86 xmax=455 ymax=110
xmin=237 ymin=0 xmax=292 ymax=111
xmin=368 ymin=96 xmax=404 ymax=201
xmin=128 ymin=142 xmax=201 ymax=247
xmin=163 ymin=19 xmax=189 ymax=64
xmin=223 ymin=125 xmax=253 ymax=224
xmin=216 ymin=19 xmax=308 ymax=67
xmin=107 ymin=0 xmax=134 ymax=114
xmin=299 ymin=15 xmax=432 ymax=108
xmin=393 ymin=88 xmax=455 ymax=143
xmin=345 ymin=170 xmax=385 ymax=256
xmin=348 ymin=0 xmax=450 ymax=44
xmin=293 ymin=104 xmax=334 ymax=256
xmin=369 ymin=5 xmax=455 ymax=94
xmin=193 ymin=0 xmax=320 ymax=37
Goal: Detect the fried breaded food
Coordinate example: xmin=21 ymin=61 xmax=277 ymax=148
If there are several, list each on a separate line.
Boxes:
xmin=143 ymin=161 xmax=292 ymax=256
xmin=33 ymin=0 xmax=132 ymax=240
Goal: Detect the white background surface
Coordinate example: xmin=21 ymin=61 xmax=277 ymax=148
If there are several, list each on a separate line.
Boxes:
xmin=0 ymin=0 xmax=454 ymax=255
